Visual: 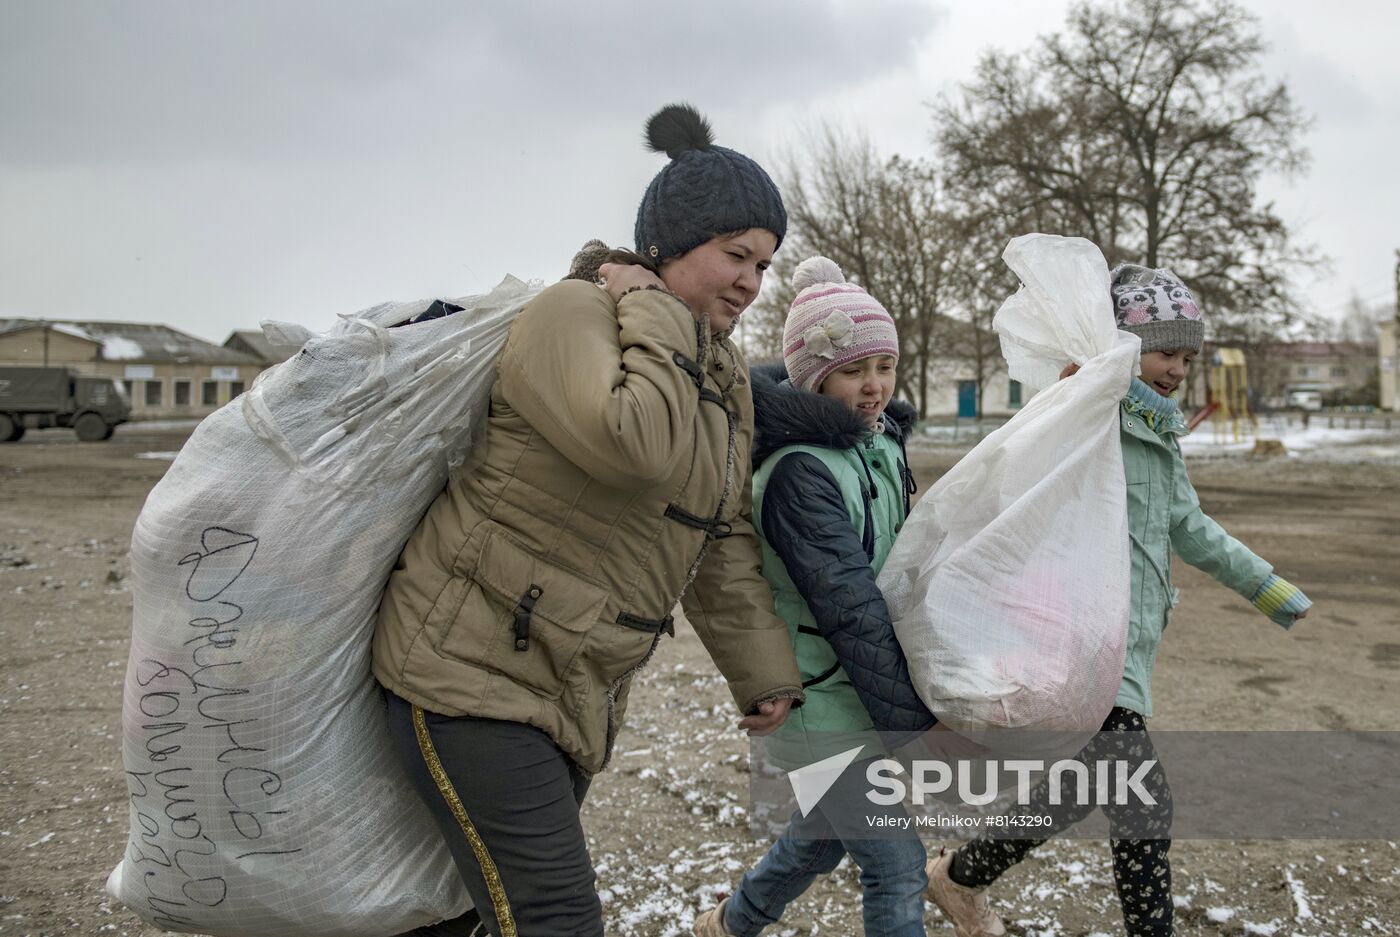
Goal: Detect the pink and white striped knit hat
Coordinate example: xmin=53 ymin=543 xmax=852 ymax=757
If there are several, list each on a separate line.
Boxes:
xmin=782 ymin=256 xmax=900 ymax=392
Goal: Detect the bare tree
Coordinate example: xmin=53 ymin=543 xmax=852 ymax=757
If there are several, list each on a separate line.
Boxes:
xmin=874 ymin=156 xmax=963 ymax=415
xmin=736 ymin=255 xmax=793 ymax=364
xmin=747 ymin=125 xmax=961 ymax=415
xmin=934 ymin=0 xmax=1321 ymax=342
xmin=741 ymin=124 xmax=886 ymax=363
xmin=942 ymin=216 xmax=1021 ymax=418
xmin=1342 ymin=297 xmax=1384 ymax=344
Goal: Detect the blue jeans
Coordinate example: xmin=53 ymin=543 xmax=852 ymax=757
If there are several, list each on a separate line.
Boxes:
xmin=725 ymin=758 xmax=927 ymax=936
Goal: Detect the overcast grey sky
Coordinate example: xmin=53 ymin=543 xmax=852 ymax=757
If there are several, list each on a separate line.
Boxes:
xmin=2 ymin=1 xmax=1396 ymax=343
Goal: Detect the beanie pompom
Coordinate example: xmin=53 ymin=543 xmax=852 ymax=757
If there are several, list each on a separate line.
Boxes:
xmin=644 ymin=104 xmax=714 ymax=159
xmin=792 ymin=256 xmax=845 ymax=293
xmin=635 ymin=103 xmax=785 ymax=262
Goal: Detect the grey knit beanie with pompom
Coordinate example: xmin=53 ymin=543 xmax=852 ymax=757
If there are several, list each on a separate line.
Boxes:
xmin=634 ymin=103 xmax=787 ymax=264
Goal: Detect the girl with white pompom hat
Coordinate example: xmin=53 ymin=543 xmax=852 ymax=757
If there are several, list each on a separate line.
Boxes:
xmin=694 ymin=256 xmax=935 ymax=937
xmin=781 ymin=255 xmax=903 ymax=403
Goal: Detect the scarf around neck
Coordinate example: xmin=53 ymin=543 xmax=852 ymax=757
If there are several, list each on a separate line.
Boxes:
xmin=1123 ymin=377 xmax=1186 ymax=435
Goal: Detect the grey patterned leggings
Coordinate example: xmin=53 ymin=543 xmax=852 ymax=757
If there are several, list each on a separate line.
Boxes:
xmin=950 ymin=707 xmax=1174 ymax=936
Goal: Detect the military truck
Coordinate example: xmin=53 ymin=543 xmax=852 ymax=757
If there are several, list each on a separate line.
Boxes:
xmin=0 ymin=366 xmax=131 ymax=441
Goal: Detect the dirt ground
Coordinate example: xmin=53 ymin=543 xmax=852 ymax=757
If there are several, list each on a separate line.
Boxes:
xmin=1 ymin=423 xmax=1398 ymax=936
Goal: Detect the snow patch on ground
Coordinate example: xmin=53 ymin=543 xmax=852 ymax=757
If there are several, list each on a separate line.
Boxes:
xmin=1179 ymin=417 xmax=1400 ymax=463
xmin=1284 ymin=866 xmax=1314 ymax=921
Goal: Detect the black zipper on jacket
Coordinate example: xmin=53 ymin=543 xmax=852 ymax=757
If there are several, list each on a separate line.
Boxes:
xmin=894 ymin=431 xmax=916 ymax=516
xmin=855 ymin=447 xmax=877 ymax=560
xmin=858 ymin=442 xmax=880 ymax=501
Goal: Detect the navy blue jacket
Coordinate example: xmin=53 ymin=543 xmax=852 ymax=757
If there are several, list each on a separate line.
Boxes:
xmin=751 ymin=364 xmax=936 ymax=735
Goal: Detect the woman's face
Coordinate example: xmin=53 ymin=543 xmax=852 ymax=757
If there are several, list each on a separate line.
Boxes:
xmin=818 ymin=355 xmax=897 ymax=428
xmin=658 ymin=229 xmax=777 ymax=333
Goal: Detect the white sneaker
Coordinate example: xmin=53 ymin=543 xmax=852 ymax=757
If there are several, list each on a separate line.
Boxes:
xmin=924 ymin=848 xmax=1006 ymax=937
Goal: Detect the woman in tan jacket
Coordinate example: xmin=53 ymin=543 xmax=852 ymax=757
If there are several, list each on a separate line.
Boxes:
xmin=374 ymin=104 xmax=803 ymax=937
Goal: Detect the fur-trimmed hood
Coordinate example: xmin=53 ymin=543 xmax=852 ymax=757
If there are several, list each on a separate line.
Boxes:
xmin=750 ymin=362 xmax=917 ymax=468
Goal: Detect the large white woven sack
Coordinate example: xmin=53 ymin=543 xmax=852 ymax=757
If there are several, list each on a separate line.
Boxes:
xmin=107 ymin=275 xmax=541 ymax=936
xmin=878 ymin=235 xmax=1138 ymax=737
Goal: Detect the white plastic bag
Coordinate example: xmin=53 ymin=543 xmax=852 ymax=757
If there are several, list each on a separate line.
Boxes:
xmin=107 ymin=275 xmax=541 ymax=936
xmin=878 ymin=235 xmax=1138 ymax=735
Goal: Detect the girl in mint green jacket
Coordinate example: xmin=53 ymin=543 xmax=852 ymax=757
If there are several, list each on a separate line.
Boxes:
xmin=924 ymin=266 xmax=1312 ymax=937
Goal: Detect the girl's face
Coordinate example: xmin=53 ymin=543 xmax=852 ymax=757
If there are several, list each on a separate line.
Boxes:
xmin=658 ymin=228 xmax=777 ymax=334
xmin=1139 ymin=349 xmax=1195 ymax=396
xmin=818 ymin=355 xmax=897 ymax=428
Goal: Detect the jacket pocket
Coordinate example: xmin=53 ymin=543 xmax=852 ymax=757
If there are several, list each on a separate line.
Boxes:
xmin=435 ymin=527 xmax=610 ymax=700
xmin=578 ymin=613 xmax=662 ymax=701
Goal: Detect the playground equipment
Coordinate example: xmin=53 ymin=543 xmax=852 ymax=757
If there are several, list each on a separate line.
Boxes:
xmin=1207 ymin=347 xmax=1256 ymax=442
xmin=1186 ymin=399 xmax=1218 ymax=432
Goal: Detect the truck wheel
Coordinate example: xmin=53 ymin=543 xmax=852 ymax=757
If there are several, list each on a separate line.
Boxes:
xmin=0 ymin=414 xmax=20 ymax=442
xmin=74 ymin=413 xmax=109 ymax=442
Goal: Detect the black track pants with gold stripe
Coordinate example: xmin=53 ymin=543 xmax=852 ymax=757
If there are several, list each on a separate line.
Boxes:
xmin=382 ymin=688 xmax=601 ymax=937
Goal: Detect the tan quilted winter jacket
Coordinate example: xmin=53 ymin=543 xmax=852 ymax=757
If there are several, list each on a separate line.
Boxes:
xmin=372 ymin=279 xmax=803 ymax=774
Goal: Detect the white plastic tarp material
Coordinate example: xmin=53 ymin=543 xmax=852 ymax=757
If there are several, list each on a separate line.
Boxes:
xmin=108 ymin=275 xmax=541 ymax=936
xmin=879 ymin=235 xmax=1138 ymax=739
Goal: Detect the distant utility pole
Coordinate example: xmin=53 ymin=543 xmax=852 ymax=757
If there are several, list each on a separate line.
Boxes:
xmin=1390 ymin=250 xmax=1400 ymax=412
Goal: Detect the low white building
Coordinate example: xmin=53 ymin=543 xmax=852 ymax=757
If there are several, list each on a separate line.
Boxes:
xmin=0 ymin=319 xmax=271 ymax=419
